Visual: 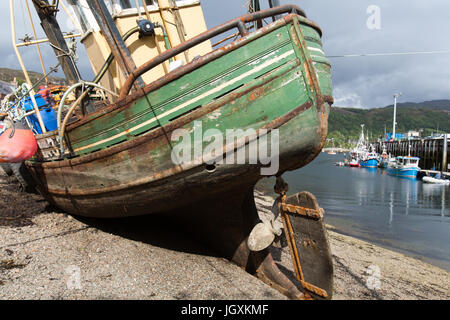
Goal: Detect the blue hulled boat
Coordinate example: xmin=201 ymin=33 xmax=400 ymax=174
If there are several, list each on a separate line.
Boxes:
xmin=387 ymin=156 xmax=420 ymax=178
xmin=359 ymin=153 xmax=379 ymax=168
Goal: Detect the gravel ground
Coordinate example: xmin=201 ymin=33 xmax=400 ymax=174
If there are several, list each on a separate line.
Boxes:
xmin=1 ymin=171 xmax=449 ymax=300
xmin=0 ymin=172 xmax=285 ymax=300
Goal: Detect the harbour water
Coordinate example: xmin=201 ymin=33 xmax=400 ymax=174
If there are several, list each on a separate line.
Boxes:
xmin=283 ymin=153 xmax=450 ymax=271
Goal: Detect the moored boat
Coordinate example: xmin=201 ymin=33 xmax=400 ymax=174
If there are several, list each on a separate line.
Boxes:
xmin=359 ymin=152 xmax=379 ymax=168
xmin=422 ymin=172 xmax=450 ymax=185
xmin=359 ymin=143 xmax=379 ymax=169
xmin=387 ymin=156 xmax=420 ymax=179
xmin=422 ymin=176 xmax=450 ymax=185
xmin=346 ymin=124 xmax=375 ymax=168
xmin=349 ymin=158 xmax=360 ymax=167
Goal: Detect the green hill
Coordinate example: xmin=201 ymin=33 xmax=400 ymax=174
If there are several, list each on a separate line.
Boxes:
xmin=0 ymin=68 xmax=65 ymax=87
xmin=326 ymin=100 xmax=450 ymax=148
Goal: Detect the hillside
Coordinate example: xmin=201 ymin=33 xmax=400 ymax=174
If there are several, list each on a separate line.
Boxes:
xmin=0 ymin=68 xmax=65 ymax=87
xmin=382 ymin=100 xmax=450 ymax=111
xmin=327 ymin=100 xmax=450 ymax=148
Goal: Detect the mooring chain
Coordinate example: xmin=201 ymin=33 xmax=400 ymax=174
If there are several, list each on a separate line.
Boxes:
xmin=274 ymin=176 xmax=328 ymax=299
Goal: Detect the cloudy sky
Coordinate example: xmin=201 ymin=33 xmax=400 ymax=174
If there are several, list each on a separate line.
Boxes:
xmin=2 ymin=0 xmax=450 ymax=108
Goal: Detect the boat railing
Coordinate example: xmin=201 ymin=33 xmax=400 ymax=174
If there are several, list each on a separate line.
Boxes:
xmin=118 ymin=4 xmax=312 ymax=99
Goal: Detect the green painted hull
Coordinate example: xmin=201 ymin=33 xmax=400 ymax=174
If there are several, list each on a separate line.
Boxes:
xmin=27 ymin=15 xmax=332 ymax=218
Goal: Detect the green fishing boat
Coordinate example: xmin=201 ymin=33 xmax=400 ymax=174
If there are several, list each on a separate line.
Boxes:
xmin=7 ymin=0 xmax=333 ymax=300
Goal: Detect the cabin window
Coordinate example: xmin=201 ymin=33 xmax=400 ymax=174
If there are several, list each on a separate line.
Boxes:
xmin=119 ymin=0 xmax=133 ymax=8
xmin=118 ymin=0 xmax=156 ymax=9
xmin=110 ymin=0 xmax=157 ymax=14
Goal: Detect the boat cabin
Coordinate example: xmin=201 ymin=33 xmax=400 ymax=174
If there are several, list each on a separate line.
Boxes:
xmin=67 ymin=0 xmax=211 ymax=99
xmin=396 ymin=156 xmax=419 ymax=166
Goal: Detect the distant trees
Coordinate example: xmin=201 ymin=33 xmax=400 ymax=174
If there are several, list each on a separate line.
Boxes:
xmin=327 ymin=104 xmax=450 ymax=145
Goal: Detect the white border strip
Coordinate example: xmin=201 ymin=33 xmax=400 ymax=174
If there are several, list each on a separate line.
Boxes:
xmin=307 ymin=47 xmax=325 ymax=55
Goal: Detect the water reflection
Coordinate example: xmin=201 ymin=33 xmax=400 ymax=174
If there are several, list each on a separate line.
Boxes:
xmin=389 ymin=191 xmax=394 ymax=227
xmin=442 ymin=187 xmax=446 ymax=217
xmin=405 ymin=183 xmax=410 ymax=216
xmin=284 ymin=153 xmax=450 ymax=271
xmin=421 ymin=184 xmax=448 ymax=214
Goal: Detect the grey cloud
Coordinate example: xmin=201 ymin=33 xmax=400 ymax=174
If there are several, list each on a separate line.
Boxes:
xmin=1 ymin=0 xmax=449 ymax=108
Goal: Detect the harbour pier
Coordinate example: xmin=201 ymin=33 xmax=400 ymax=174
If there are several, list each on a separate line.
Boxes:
xmin=374 ymin=135 xmax=449 ymax=172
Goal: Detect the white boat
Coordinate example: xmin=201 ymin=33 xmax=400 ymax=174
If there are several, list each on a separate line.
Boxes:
xmin=346 ymin=124 xmax=367 ymax=167
xmin=422 ymin=176 xmax=450 ymax=185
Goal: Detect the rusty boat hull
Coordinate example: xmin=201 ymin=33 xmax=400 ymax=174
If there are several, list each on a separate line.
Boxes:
xmin=29 ymin=100 xmax=330 ymax=218
xmin=25 ymin=8 xmax=332 ymax=219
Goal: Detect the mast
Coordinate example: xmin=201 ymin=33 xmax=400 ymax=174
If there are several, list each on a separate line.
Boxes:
xmin=358 ymin=124 xmax=365 ymax=146
xmin=10 ymin=0 xmax=46 ymax=133
xmin=32 ymin=0 xmax=81 ymax=85
xmin=25 ymin=0 xmax=48 ymax=84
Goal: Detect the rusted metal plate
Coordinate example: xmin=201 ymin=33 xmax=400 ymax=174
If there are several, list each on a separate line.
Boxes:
xmin=281 ymin=191 xmax=333 ymax=299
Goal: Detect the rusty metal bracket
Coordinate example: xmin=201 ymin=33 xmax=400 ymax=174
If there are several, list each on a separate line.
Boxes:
xmin=299 ymin=280 xmax=329 ymax=299
xmin=274 ymin=177 xmax=329 ymax=300
xmin=32 ymin=0 xmax=59 ymax=16
xmin=279 ymin=203 xmax=323 ymax=220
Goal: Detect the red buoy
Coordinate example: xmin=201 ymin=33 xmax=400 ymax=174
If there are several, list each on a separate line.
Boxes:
xmin=0 ymin=122 xmax=37 ymax=163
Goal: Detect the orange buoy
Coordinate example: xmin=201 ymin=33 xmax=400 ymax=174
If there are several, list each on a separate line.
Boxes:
xmin=0 ymin=122 xmax=37 ymax=163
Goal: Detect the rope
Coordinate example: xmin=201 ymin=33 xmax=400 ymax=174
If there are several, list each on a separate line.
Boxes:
xmin=49 ymin=42 xmax=81 ymax=81
xmin=20 ymin=0 xmax=28 ymax=37
xmin=139 ymin=88 xmax=177 ymax=158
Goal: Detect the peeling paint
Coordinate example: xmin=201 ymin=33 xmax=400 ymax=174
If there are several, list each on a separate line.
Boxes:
xmin=207 ymin=110 xmax=222 ymax=120
xmin=281 ymin=71 xmax=303 ymax=86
